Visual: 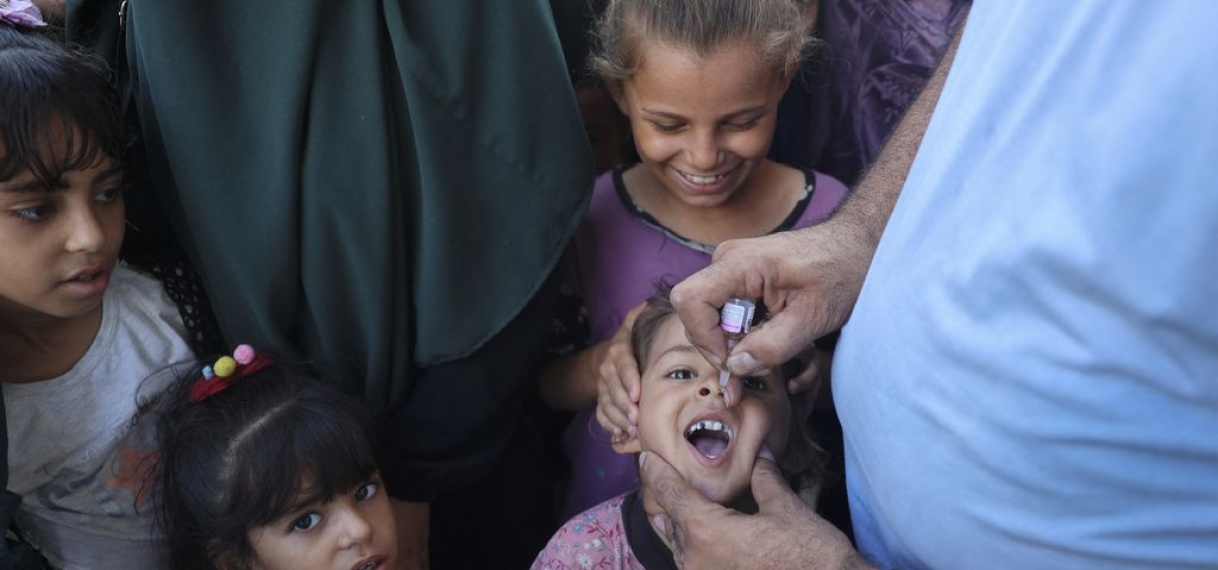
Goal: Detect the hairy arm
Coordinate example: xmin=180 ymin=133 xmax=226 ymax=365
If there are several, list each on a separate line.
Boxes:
xmin=672 ymin=13 xmax=965 ymax=405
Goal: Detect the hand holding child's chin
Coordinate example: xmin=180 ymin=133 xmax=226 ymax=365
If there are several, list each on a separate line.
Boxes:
xmin=638 ymin=451 xmax=872 ymax=570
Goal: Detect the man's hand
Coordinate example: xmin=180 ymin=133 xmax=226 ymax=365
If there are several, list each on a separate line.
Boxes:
xmin=671 ymin=226 xmax=872 ymax=406
xmin=640 ymin=451 xmax=872 ymax=569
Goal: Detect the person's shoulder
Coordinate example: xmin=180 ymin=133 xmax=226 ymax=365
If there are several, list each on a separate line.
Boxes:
xmin=803 ymin=169 xmax=849 ymax=222
xmin=109 ymin=263 xmax=165 ymax=295
xmin=589 ymin=165 xmax=630 ymax=205
xmin=107 ymin=263 xmax=192 ymax=345
xmin=579 ymin=165 xmax=639 ymax=231
xmin=531 ymin=494 xmax=633 ymax=570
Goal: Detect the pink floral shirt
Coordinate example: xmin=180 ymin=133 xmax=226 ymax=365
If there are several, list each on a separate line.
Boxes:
xmin=531 ymin=494 xmax=645 ymax=570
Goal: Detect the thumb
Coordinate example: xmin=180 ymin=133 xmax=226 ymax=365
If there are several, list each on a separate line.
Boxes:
xmin=639 ymin=451 xmax=710 ymax=524
xmin=750 ymin=455 xmax=800 ymax=513
xmin=727 ymin=306 xmax=822 ymax=376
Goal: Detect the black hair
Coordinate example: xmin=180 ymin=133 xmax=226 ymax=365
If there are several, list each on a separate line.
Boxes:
xmin=0 ymin=23 xmax=128 ymax=187
xmin=630 ymin=282 xmax=826 ymax=496
xmin=154 ymin=358 xmax=382 ymax=570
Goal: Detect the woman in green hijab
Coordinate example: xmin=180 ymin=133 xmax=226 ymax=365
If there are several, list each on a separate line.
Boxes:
xmin=62 ymin=0 xmax=594 ymax=567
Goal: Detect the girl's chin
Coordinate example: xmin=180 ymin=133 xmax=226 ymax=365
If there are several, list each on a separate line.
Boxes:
xmin=687 ymin=476 xmax=746 ymax=506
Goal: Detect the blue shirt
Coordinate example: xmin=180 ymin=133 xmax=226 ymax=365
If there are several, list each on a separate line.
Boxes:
xmin=835 ymin=2 xmax=1218 ymax=568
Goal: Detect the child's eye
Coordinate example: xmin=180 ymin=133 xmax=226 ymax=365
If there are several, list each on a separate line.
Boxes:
xmin=95 ymin=186 xmax=125 ymax=203
xmin=742 ymin=376 xmax=768 ymax=392
xmin=723 ymin=118 xmax=762 ymax=132
xmin=9 ymin=204 xmax=55 ymax=223
xmin=291 ymin=512 xmax=322 ymax=532
xmin=664 ymin=368 xmax=695 ymax=380
xmin=354 ymin=481 xmax=379 ymax=502
xmin=650 ymin=122 xmax=684 ymax=134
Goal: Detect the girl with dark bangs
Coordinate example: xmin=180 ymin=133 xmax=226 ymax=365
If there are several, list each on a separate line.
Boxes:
xmin=154 ymin=345 xmax=398 ymax=570
xmin=2 ymin=4 xmax=197 ymax=567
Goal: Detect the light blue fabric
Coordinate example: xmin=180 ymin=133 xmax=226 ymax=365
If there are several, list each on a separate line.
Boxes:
xmin=834 ymin=2 xmax=1218 ymax=568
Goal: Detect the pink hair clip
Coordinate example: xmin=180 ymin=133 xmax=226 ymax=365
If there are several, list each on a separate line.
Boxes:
xmin=189 ymin=344 xmax=274 ymax=403
xmin=0 ymin=0 xmax=48 ymax=28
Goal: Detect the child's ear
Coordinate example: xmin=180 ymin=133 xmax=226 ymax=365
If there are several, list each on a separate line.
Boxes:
xmin=612 ymin=433 xmax=641 ymax=455
xmin=608 ymin=81 xmax=630 ymax=116
xmin=212 ymin=551 xmax=237 ymax=570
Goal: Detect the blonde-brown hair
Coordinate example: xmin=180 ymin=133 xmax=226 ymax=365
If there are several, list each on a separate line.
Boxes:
xmin=590 ymin=0 xmax=819 ymax=83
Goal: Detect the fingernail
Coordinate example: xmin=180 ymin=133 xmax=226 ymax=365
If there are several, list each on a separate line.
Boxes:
xmin=652 ymin=514 xmax=667 ymax=536
xmin=722 ymin=386 xmax=734 ymax=407
xmin=638 ymin=451 xmax=648 ymax=469
xmin=727 ymin=352 xmax=762 ymax=374
xmin=758 ymin=443 xmax=776 ymax=462
xmin=787 ymin=379 xmax=799 ymax=394
xmin=628 ymin=425 xmax=638 ymax=438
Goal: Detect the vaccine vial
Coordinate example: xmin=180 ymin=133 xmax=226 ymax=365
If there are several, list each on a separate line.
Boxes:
xmin=719 ymin=297 xmax=756 ymax=337
xmin=718 ymin=297 xmax=756 ymax=389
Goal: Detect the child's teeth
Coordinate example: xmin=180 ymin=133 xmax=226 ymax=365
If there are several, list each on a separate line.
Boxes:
xmin=683 ymin=173 xmax=724 ymax=184
xmin=686 ymin=420 xmax=728 ymax=435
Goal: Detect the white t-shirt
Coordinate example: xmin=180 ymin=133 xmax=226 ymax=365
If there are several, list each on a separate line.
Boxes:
xmin=835 ymin=2 xmax=1218 ymax=568
xmin=4 ymin=264 xmax=193 ymax=569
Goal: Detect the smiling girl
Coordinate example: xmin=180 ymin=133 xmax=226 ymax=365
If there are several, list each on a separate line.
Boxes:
xmin=538 ymin=0 xmax=847 ymax=521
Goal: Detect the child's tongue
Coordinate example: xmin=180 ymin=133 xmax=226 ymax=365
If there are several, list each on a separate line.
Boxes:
xmin=692 ymin=434 xmax=728 ymax=458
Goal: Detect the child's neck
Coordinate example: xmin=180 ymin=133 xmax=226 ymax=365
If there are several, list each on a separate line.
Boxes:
xmin=623 ymin=160 xmax=805 ymax=246
xmin=0 ymin=303 xmax=104 ymax=384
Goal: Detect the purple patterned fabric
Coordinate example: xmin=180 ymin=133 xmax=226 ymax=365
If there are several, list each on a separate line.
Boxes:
xmin=0 ymin=0 xmax=47 ymax=27
xmin=771 ymin=0 xmax=971 ymax=185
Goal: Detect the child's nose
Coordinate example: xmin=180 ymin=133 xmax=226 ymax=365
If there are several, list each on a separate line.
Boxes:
xmin=687 ymin=129 xmax=721 ymax=171
xmin=696 ymin=376 xmax=725 ymax=400
xmin=64 ymin=207 xmax=107 ymax=254
xmin=336 ymin=506 xmax=374 ymax=549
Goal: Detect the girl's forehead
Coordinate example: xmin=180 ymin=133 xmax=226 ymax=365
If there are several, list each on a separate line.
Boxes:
xmin=643 ymin=315 xmax=693 ymax=366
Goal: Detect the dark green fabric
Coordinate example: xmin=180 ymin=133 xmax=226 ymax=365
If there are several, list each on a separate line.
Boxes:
xmin=68 ymin=0 xmax=592 ymax=405
xmin=66 ymin=0 xmax=593 ymax=500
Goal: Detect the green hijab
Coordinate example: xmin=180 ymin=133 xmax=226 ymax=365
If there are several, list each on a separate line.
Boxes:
xmin=67 ymin=0 xmax=593 ymax=409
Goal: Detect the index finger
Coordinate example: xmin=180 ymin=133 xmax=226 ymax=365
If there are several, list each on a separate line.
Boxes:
xmin=671 ymin=260 xmax=743 ymax=368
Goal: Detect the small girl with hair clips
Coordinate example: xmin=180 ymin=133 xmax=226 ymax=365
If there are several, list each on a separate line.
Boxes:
xmin=535 ymin=286 xmax=822 ymax=569
xmin=154 ymin=345 xmax=399 ymax=570
xmin=1 ymin=3 xmax=197 ymax=567
xmin=539 ymin=0 xmax=846 ymax=519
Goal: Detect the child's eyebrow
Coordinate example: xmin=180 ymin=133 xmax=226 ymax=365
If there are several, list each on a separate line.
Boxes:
xmin=0 ymin=165 xmax=122 ymax=195
xmin=650 ymin=343 xmax=701 ymax=365
xmin=640 ymin=105 xmax=770 ymax=121
xmin=92 ymin=167 xmax=123 ymax=187
xmin=0 ymin=179 xmax=50 ymax=195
